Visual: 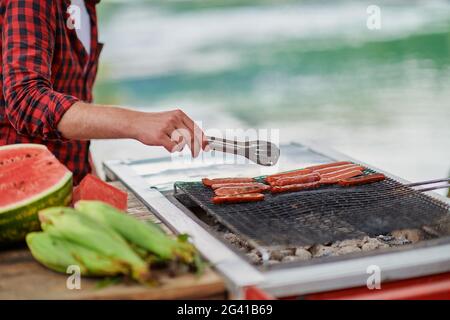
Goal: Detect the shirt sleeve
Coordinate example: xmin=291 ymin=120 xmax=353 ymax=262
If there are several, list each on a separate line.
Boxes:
xmin=2 ymin=0 xmax=79 ymax=141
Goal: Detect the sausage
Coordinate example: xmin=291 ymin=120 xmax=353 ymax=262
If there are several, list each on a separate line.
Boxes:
xmin=265 ymin=168 xmax=313 ymax=183
xmin=265 ymin=162 xmax=353 ymax=183
xmin=270 ymin=181 xmax=321 ymax=194
xmin=212 ymin=193 xmax=264 ymax=204
xmin=314 ymin=164 xmax=364 ymax=175
xmin=271 ymin=172 xmax=321 ymax=187
xmin=211 ymin=182 xmax=270 ymax=190
xmin=304 ymin=161 xmax=353 ymax=171
xmin=320 ymin=170 xmax=363 ymax=184
xmin=338 ymin=173 xmax=386 ymax=187
xmin=320 ymin=166 xmax=365 ymax=179
xmin=202 ymin=177 xmax=254 ymax=187
xmin=214 ymin=185 xmax=268 ymax=196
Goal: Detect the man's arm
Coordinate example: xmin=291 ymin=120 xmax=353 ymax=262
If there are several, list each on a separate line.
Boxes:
xmin=58 ymin=102 xmax=205 ymax=157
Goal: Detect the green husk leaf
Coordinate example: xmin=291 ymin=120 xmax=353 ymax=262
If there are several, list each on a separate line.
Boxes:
xmin=37 ymin=207 xmax=150 ymax=282
xmin=75 ymin=201 xmax=198 ymax=264
xmin=95 ymin=276 xmax=123 ymax=289
xmin=177 ymin=233 xmax=190 ymax=242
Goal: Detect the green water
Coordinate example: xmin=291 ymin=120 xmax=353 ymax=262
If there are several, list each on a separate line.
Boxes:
xmin=93 ymin=0 xmax=450 ymax=191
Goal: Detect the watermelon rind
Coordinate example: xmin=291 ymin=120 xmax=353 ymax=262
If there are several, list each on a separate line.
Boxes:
xmin=0 ymin=144 xmax=73 ymax=244
xmin=0 ymin=143 xmax=47 ymax=152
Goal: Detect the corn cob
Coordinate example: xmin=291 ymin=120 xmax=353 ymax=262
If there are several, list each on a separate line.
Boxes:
xmin=26 ymin=232 xmax=128 ymax=276
xmin=74 ymin=201 xmax=199 ymax=264
xmin=26 ymin=232 xmax=85 ymax=274
xmin=38 ymin=207 xmax=150 ymax=282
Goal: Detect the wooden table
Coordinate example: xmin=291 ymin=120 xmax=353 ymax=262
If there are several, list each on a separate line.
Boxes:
xmin=0 ymin=182 xmax=226 ymax=299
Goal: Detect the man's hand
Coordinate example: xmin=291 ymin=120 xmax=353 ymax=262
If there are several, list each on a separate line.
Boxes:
xmin=133 ymin=109 xmax=207 ymax=157
xmin=58 ymin=102 xmax=207 ymax=157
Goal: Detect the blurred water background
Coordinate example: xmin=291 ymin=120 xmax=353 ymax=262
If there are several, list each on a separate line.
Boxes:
xmin=91 ymin=0 xmax=450 ymax=193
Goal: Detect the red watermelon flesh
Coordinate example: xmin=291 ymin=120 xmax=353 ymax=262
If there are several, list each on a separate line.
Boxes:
xmin=0 ymin=144 xmax=73 ymax=244
xmin=72 ymin=174 xmax=127 ymax=211
xmin=0 ymin=144 xmax=71 ymax=208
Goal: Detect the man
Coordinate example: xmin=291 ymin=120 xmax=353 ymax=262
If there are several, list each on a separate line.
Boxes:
xmin=0 ymin=0 xmax=205 ymax=184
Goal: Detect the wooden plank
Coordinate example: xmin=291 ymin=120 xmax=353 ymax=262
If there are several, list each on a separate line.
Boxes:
xmin=109 ymin=181 xmax=173 ymax=234
xmin=0 ymin=182 xmax=226 ymax=300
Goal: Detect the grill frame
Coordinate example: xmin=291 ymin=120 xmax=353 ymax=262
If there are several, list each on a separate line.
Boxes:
xmin=103 ymin=142 xmax=450 ymax=298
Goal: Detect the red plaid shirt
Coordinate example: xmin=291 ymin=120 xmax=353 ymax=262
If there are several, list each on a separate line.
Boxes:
xmin=0 ymin=0 xmax=102 ymax=184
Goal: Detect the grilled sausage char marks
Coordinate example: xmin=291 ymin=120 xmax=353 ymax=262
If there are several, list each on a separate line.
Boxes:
xmin=202 ymin=177 xmax=254 ymax=187
xmin=212 ymin=193 xmax=265 ymax=204
xmin=270 ymin=172 xmax=321 ymax=187
xmin=338 ymin=173 xmax=386 ymax=187
xmin=204 ymin=179 xmax=268 ymax=204
xmin=265 ymin=161 xmax=354 ymax=183
xmin=214 ymin=185 xmax=269 ymax=196
xmin=314 ymin=163 xmax=362 ymax=175
xmin=304 ymin=161 xmax=353 ymax=171
xmin=270 ymin=181 xmax=321 ymax=194
xmin=265 ymin=168 xmax=313 ymax=184
xmin=320 ymin=169 xmax=364 ymax=184
xmin=270 ymin=168 xmax=368 ymax=193
xmin=265 ymin=164 xmax=364 ymax=186
xmin=211 ymin=182 xmax=270 ymax=190
xmin=319 ymin=165 xmax=365 ymax=178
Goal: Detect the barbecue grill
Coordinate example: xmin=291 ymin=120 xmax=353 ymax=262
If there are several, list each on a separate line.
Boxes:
xmin=104 ymin=142 xmax=450 ymax=298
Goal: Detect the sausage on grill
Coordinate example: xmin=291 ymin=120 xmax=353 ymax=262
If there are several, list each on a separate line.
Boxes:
xmin=271 ymin=172 xmax=321 ymax=187
xmin=265 ymin=161 xmax=354 ymax=183
xmin=212 ymin=193 xmax=264 ymax=204
xmin=338 ymin=173 xmax=386 ymax=187
xmin=214 ymin=185 xmax=268 ymax=196
xmin=265 ymin=168 xmax=313 ymax=183
xmin=270 ymin=181 xmax=321 ymax=194
xmin=211 ymin=182 xmax=270 ymax=190
xmin=202 ymin=177 xmax=254 ymax=187
xmin=305 ymin=161 xmax=353 ymax=171
xmin=320 ymin=166 xmax=365 ymax=179
xmin=320 ymin=170 xmax=363 ymax=184
xmin=314 ymin=164 xmax=364 ymax=175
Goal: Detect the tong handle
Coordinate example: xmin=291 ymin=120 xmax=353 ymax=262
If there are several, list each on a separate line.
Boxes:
xmin=406 ymin=178 xmax=450 ymax=193
xmin=205 ymin=135 xmax=280 ymax=166
xmin=406 ymin=178 xmax=450 ymax=187
xmin=414 ymin=184 xmax=450 ymax=192
xmin=206 ymin=136 xmax=249 ymax=148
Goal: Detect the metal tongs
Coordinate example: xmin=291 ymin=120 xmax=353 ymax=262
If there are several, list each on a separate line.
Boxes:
xmin=206 ymin=136 xmax=280 ymax=166
xmin=406 ymin=178 xmax=450 ymax=192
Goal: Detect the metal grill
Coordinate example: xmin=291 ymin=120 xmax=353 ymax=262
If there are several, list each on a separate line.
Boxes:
xmin=174 ymin=170 xmax=450 ymax=247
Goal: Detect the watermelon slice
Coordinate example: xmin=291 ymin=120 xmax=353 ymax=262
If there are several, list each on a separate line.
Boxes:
xmin=72 ymin=174 xmax=127 ymax=211
xmin=0 ymin=144 xmax=72 ymax=244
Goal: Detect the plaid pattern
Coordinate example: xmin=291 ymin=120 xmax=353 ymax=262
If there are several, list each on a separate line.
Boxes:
xmin=0 ymin=0 xmax=102 ymax=184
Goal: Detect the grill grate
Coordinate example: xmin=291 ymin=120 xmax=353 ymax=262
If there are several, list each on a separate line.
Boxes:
xmin=174 ymin=170 xmax=450 ymax=247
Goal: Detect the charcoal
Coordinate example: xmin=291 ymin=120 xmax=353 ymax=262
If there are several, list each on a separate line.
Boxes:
xmin=294 ymin=248 xmax=312 ymax=260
